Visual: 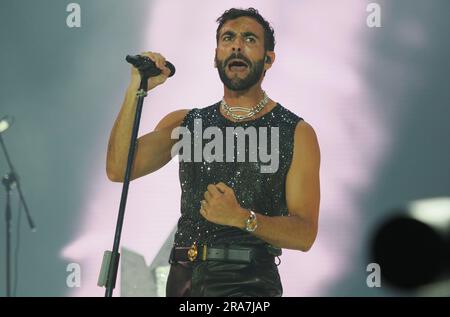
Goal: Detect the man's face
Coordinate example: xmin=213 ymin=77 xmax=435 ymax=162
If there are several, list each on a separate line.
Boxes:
xmin=215 ymin=17 xmax=268 ymax=91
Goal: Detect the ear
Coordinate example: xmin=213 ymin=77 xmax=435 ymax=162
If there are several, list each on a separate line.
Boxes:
xmin=264 ymin=51 xmax=275 ymax=71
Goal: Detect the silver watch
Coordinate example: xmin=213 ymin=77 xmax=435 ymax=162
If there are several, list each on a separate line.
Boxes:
xmin=245 ymin=210 xmax=258 ymax=232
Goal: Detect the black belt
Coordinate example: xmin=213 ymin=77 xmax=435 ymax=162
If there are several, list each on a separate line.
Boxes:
xmin=169 ymin=244 xmax=279 ymax=264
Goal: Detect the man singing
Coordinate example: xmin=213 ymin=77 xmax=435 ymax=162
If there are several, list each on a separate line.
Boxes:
xmin=106 ymin=7 xmax=321 ymax=297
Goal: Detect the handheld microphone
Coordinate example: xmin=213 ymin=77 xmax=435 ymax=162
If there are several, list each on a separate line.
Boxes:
xmin=126 ymin=55 xmax=176 ymax=78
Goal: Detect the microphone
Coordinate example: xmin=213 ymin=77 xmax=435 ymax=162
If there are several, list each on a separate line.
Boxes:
xmin=126 ymin=55 xmax=176 ymax=78
xmin=0 ymin=115 xmax=14 ymax=134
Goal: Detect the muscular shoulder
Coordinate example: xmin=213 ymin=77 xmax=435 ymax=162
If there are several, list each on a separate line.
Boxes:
xmin=293 ymin=120 xmax=321 ymax=167
xmin=294 ymin=121 xmax=317 ymax=141
xmin=154 ymin=109 xmax=190 ymax=131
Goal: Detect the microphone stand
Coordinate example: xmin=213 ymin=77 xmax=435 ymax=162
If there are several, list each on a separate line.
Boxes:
xmin=100 ymin=72 xmax=149 ymax=297
xmin=0 ymin=133 xmax=36 ymax=297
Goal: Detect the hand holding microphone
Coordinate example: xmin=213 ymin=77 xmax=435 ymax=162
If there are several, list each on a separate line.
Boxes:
xmin=127 ymin=52 xmax=176 ymax=91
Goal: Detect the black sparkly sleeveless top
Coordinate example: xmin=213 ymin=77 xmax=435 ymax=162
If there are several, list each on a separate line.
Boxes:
xmin=173 ymin=101 xmax=303 ymax=247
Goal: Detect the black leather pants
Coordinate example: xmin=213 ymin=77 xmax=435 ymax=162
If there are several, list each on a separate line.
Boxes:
xmin=166 ymin=257 xmax=283 ymax=297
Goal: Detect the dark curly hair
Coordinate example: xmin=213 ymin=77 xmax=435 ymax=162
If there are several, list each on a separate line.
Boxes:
xmin=216 ymin=8 xmax=276 ymax=52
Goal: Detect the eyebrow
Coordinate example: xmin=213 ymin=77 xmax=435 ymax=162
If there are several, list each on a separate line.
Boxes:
xmin=242 ymin=32 xmax=259 ymax=39
xmin=221 ymin=30 xmax=260 ymax=40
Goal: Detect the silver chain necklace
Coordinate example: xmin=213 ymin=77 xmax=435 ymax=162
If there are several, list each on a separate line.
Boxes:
xmin=220 ymin=91 xmax=269 ymax=121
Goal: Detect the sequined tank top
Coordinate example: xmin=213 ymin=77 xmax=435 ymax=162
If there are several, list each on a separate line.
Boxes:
xmin=173 ymin=101 xmax=303 ymax=247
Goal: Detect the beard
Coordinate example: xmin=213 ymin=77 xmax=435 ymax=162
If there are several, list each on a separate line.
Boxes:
xmin=215 ymin=53 xmax=265 ymax=91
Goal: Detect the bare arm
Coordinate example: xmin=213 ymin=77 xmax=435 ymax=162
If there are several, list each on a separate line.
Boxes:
xmin=106 ymin=51 xmax=189 ymax=182
xmin=239 ymin=121 xmax=321 ymax=251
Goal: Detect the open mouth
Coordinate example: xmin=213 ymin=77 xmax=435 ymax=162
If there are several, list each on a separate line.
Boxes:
xmin=228 ymin=59 xmax=249 ymax=72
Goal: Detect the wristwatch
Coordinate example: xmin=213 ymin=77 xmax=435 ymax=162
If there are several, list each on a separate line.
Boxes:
xmin=245 ymin=210 xmax=258 ymax=232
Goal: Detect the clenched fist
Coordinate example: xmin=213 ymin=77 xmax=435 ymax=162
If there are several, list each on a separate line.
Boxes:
xmin=200 ymin=182 xmax=249 ymax=229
